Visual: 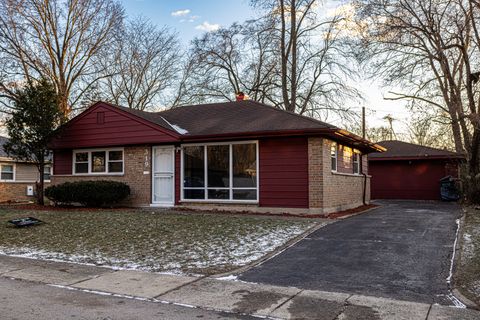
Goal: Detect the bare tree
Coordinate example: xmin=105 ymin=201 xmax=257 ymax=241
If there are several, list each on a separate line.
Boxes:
xmin=0 ymin=0 xmax=124 ymax=115
xmin=183 ymin=0 xmax=359 ymax=120
xmin=355 ymin=0 xmax=480 ymax=180
xmin=252 ymin=0 xmax=360 ymax=117
xmin=182 ymin=20 xmax=277 ymax=105
xmin=102 ymin=18 xmax=181 ymax=110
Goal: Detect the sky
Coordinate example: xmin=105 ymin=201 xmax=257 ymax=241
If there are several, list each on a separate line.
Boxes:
xmin=0 ymin=1 xmax=409 ymax=137
xmin=119 ymin=0 xmax=410 ymax=133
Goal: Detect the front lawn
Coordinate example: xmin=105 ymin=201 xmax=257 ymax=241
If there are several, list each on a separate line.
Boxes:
xmin=456 ymin=206 xmax=480 ymax=306
xmin=0 ymin=206 xmax=320 ymax=275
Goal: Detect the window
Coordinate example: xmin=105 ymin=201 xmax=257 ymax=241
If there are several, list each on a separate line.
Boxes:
xmin=44 ymin=165 xmax=52 ymax=181
xmin=73 ymin=149 xmax=124 ymax=175
xmin=183 ymin=146 xmax=205 ymax=199
xmin=353 ymin=151 xmax=361 ymax=174
xmin=0 ymin=164 xmax=14 ymax=181
xmin=108 ymin=151 xmax=123 ymax=173
xmin=232 ymin=144 xmax=257 ymax=200
xmin=182 ymin=142 xmax=258 ymax=202
xmin=342 ymin=146 xmax=353 ymax=170
xmin=331 ymin=142 xmax=337 ymax=171
xmin=75 ymin=152 xmax=89 ymax=173
xmin=91 ymin=151 xmax=106 ymax=172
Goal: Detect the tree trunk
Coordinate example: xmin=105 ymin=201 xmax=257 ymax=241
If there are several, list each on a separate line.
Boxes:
xmin=289 ymin=0 xmax=297 ymax=113
xmin=37 ymin=160 xmax=45 ymax=206
xmin=448 ymin=107 xmax=466 ymax=154
xmin=469 ymin=128 xmax=480 ymax=175
xmin=279 ymin=0 xmax=290 ymax=111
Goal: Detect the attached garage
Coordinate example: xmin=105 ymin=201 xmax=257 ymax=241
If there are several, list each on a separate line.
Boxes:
xmin=369 ymin=140 xmax=464 ymax=200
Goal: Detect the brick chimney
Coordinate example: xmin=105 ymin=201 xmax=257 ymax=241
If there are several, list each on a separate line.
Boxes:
xmin=235 ymin=91 xmax=245 ymax=101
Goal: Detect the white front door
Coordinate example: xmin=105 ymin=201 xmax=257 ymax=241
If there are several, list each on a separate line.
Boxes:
xmin=152 ymin=146 xmax=175 ymax=206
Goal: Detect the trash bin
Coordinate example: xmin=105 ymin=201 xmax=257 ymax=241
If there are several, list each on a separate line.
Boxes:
xmin=440 ymin=176 xmax=460 ymax=201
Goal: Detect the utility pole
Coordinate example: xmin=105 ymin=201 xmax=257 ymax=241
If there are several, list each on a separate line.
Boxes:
xmin=362 ymin=106 xmax=366 ymax=139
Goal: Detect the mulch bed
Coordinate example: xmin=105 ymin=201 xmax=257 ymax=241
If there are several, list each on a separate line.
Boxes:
xmin=325 ymin=204 xmax=378 ymax=219
xmin=174 ymin=204 xmax=379 ymax=219
xmin=0 ymin=203 xmax=379 ymax=218
xmin=0 ymin=204 xmax=130 ymax=211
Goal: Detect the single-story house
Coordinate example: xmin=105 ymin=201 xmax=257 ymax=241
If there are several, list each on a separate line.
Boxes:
xmin=0 ymin=136 xmax=52 ymax=203
xmin=48 ymin=101 xmax=383 ymax=214
xmin=369 ymin=140 xmax=464 ymax=200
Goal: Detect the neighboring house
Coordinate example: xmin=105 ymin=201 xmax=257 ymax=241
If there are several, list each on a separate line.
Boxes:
xmin=48 ymin=101 xmax=383 ymax=214
xmin=0 ymin=136 xmax=52 ymax=202
xmin=369 ymin=140 xmax=464 ymax=200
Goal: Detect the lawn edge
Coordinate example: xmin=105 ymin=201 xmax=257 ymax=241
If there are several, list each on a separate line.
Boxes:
xmin=452 ymin=208 xmax=480 ymax=309
xmin=211 ymin=219 xmax=334 ymax=279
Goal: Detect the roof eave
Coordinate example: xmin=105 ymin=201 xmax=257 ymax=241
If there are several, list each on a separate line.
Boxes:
xmin=179 ymin=128 xmax=333 ymax=142
xmin=180 ymin=128 xmax=381 ymax=153
xmin=369 ymin=155 xmax=466 ymax=161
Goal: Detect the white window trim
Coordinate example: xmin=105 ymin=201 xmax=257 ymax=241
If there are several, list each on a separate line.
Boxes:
xmin=0 ymin=163 xmax=16 ymax=182
xmin=72 ymin=148 xmax=124 ymax=176
xmin=353 ymin=150 xmax=361 ymax=175
xmin=44 ymin=165 xmax=52 ymax=182
xmin=180 ymin=140 xmax=259 ymax=204
xmin=331 ymin=142 xmax=338 ymax=172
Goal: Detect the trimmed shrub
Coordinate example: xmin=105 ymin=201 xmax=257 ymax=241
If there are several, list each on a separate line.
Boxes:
xmin=45 ymin=180 xmax=130 ymax=207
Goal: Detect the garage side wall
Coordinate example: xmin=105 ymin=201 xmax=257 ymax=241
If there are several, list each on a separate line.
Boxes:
xmin=51 ymin=145 xmax=152 ymax=206
xmin=308 ymin=137 xmax=370 ymax=214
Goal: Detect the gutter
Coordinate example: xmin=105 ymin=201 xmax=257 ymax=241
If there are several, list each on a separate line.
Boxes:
xmin=180 ymin=128 xmax=383 ymax=153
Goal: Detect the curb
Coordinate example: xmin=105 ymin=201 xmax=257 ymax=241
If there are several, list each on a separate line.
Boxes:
xmin=450 ymin=212 xmax=480 ymax=310
xmin=212 ymin=219 xmax=334 ymax=279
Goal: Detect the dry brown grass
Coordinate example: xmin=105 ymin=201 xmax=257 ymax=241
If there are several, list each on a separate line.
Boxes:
xmin=0 ymin=206 xmax=318 ymax=275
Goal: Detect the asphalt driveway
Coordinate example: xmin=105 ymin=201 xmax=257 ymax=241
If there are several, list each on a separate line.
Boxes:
xmin=239 ymin=201 xmax=461 ymax=305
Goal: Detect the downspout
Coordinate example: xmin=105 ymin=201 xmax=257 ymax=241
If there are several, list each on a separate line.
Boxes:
xmin=360 ymin=154 xmax=367 ymax=206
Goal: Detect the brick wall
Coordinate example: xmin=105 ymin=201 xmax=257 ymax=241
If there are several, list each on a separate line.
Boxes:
xmin=0 ymin=182 xmax=50 ymax=203
xmin=51 ymin=145 xmax=152 ymax=206
xmin=308 ymin=137 xmax=370 ymax=214
xmin=308 ymin=138 xmax=323 ymax=209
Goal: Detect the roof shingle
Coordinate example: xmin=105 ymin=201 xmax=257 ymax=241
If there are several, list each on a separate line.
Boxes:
xmin=369 ymin=140 xmax=463 ymax=159
xmin=117 ymin=100 xmax=337 ymax=136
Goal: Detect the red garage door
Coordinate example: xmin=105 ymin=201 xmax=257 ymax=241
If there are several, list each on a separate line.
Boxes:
xmin=370 ymin=160 xmax=447 ymax=200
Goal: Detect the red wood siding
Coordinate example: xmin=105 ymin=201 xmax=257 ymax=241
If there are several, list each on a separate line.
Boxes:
xmin=370 ymin=159 xmax=458 ymax=200
xmin=259 ymin=137 xmax=309 ymax=208
xmin=50 ymin=104 xmax=178 ymax=149
xmin=53 ymin=149 xmax=72 ymax=175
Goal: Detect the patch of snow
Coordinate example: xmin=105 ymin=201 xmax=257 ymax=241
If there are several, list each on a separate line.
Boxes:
xmin=447 ymin=219 xmax=460 ymax=284
xmin=445 ymin=292 xmax=467 ymax=308
xmin=0 ymin=220 xmax=316 ymax=275
xmin=462 ymin=233 xmax=475 ymax=261
xmin=216 ymin=275 xmax=238 ymax=281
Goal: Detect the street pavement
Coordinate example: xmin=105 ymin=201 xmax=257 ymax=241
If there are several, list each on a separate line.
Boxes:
xmin=0 ymin=277 xmax=256 ymax=320
xmin=240 ymin=201 xmax=461 ymax=305
xmin=0 ymin=254 xmax=479 ymax=319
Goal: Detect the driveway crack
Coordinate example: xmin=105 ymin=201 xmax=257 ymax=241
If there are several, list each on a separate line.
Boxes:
xmin=268 ymin=289 xmax=303 ymax=314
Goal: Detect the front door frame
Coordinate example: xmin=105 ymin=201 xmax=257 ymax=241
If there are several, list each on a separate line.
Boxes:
xmin=151 ymin=145 xmax=175 ymax=207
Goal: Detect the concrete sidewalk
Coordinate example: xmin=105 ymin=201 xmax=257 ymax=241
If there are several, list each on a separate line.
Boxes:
xmin=0 ymin=255 xmax=478 ymax=320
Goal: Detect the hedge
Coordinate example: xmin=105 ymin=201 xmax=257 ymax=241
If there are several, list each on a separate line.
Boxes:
xmin=45 ymin=180 xmax=130 ymax=207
